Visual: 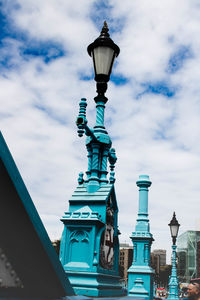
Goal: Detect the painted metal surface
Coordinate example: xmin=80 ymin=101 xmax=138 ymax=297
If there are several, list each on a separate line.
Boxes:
xmin=59 ymin=25 xmax=124 ymax=296
xmin=128 ymin=175 xmax=154 ymax=300
xmin=60 ymin=182 xmax=124 ymax=296
xmin=76 ymin=96 xmax=118 ymax=191
xmin=168 ymin=244 xmax=179 ymax=300
xmin=0 ymin=247 xmax=23 ymax=288
xmin=59 ymin=86 xmax=124 ymax=296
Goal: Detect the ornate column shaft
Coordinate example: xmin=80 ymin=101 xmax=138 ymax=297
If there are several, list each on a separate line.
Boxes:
xmin=85 ymin=145 xmax=92 ymax=182
xmin=100 ymin=146 xmax=109 ymax=184
xmin=87 ymin=143 xmax=100 ymax=192
xmin=168 ymin=245 xmax=179 ymax=300
xmin=135 ymin=175 xmax=150 ymax=232
xmin=95 ymin=101 xmax=106 ymax=129
xmin=128 ymin=175 xmax=154 ymax=300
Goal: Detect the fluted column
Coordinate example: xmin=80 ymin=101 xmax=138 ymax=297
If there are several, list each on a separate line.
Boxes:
xmin=87 ymin=144 xmax=100 ymax=192
xmin=95 ymin=101 xmax=105 ymax=128
xmin=100 ymin=146 xmax=109 ymax=184
xmin=85 ymin=145 xmax=92 ymax=182
xmin=128 ymin=175 xmax=154 ymax=300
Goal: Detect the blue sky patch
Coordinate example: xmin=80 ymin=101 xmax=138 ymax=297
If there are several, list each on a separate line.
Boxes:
xmin=139 ymin=81 xmax=176 ymax=98
xmin=22 ymin=42 xmax=65 ymax=63
xmin=0 ymin=55 xmax=15 ymax=70
xmin=167 ymin=45 xmax=192 ymax=74
xmin=110 ymin=74 xmax=128 ymax=85
xmin=0 ymin=4 xmax=9 ymax=42
xmin=79 ymin=73 xmax=93 ymax=81
xmin=0 ymin=2 xmax=27 ymax=44
xmin=90 ymin=1 xmax=124 ymax=35
xmin=0 ymin=3 xmax=65 ymax=67
xmin=154 ymin=129 xmax=167 ymax=141
xmin=0 ymin=38 xmax=65 ymax=71
xmin=153 ymin=115 xmax=176 ymax=141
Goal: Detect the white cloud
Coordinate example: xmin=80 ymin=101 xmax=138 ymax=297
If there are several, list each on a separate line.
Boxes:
xmin=1 ymin=0 xmax=200 ymax=264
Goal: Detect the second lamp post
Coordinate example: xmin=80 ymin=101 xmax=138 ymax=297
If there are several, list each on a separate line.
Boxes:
xmin=168 ymin=212 xmax=180 ymax=300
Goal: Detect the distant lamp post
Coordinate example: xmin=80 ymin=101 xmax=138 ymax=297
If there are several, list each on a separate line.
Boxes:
xmin=168 ymin=212 xmax=180 ymax=300
xmin=88 ymin=21 xmax=120 ymax=97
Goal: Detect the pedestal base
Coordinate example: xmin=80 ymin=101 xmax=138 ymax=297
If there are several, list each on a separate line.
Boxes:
xmin=128 ymin=266 xmax=154 ymax=300
xmin=66 ymin=271 xmax=126 ymax=297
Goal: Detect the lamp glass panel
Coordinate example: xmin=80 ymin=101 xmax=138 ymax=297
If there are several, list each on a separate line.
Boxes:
xmin=170 ymin=224 xmax=179 ymax=238
xmin=93 ymin=46 xmax=115 ymax=75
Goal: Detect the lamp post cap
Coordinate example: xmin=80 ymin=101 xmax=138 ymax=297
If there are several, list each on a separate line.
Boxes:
xmin=87 ymin=21 xmax=120 ymax=57
xmin=168 ymin=212 xmax=180 ymax=227
xmin=136 ymin=174 xmax=152 ymax=187
xmin=139 ymin=175 xmax=150 ymax=180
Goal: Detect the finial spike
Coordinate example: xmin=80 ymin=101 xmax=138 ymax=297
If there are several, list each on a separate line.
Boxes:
xmin=100 ymin=21 xmax=109 ymax=37
xmin=104 ymin=20 xmax=108 ymax=29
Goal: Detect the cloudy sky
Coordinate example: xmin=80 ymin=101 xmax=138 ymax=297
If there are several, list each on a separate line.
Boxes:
xmin=1 ymin=0 xmax=200 ymax=262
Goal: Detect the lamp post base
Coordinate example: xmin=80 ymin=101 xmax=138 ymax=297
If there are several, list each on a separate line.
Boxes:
xmin=168 ymin=281 xmax=179 ymax=300
xmin=65 ymin=271 xmax=126 ymax=297
xmin=168 ymin=244 xmax=179 ymax=300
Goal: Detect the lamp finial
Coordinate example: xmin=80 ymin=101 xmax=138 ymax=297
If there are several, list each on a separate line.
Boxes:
xmin=100 ymin=21 xmax=110 ymax=37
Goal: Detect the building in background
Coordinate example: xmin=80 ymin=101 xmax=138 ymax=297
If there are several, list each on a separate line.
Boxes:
xmin=151 ymin=252 xmax=160 ymax=274
xmin=177 ymin=231 xmax=200 ymax=282
xmin=151 ymin=249 xmax=169 ymax=288
xmin=152 ymin=249 xmax=166 ymax=266
xmin=119 ymin=243 xmax=133 ymax=286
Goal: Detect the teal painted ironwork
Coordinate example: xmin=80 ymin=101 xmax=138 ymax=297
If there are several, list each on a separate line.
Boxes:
xmin=168 ymin=244 xmax=179 ymax=300
xmin=128 ymin=175 xmax=154 ymax=299
xmin=59 ymin=23 xmax=125 ymax=297
xmin=76 ymin=95 xmax=113 ymax=193
xmin=59 ymin=181 xmax=124 ymax=296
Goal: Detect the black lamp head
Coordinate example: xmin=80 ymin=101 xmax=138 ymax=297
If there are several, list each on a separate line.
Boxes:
xmin=87 ymin=21 xmax=120 ymax=85
xmin=168 ymin=212 xmax=180 ymax=245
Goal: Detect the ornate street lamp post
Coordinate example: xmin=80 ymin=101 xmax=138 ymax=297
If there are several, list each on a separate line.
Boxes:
xmin=168 ymin=212 xmax=180 ymax=300
xmin=76 ymin=21 xmax=120 ymax=193
xmin=60 ymin=22 xmax=125 ymax=297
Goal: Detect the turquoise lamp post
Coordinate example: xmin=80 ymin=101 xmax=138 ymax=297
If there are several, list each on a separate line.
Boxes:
xmin=168 ymin=212 xmax=180 ymax=300
xmin=76 ymin=21 xmax=120 ymax=193
xmin=59 ymin=22 xmax=125 ymax=297
xmin=127 ymin=175 xmax=154 ymax=299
